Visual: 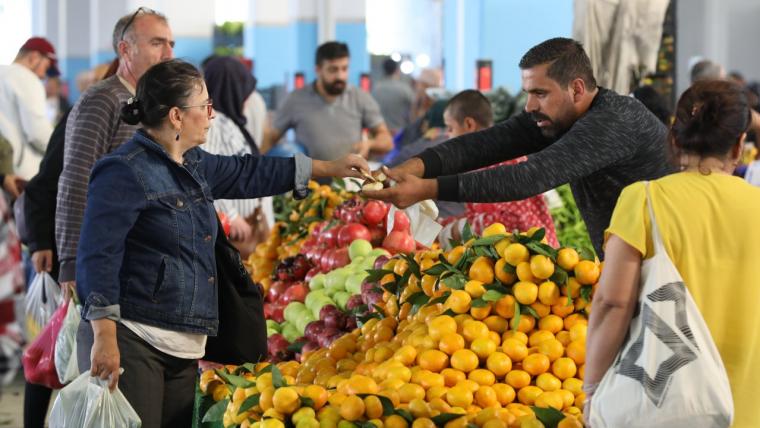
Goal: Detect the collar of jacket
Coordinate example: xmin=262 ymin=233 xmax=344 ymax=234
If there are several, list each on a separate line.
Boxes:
xmin=133 ymin=129 xmax=203 ymax=172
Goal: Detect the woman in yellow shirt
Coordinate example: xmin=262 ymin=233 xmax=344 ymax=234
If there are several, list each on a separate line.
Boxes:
xmin=584 ymin=80 xmax=760 ymax=427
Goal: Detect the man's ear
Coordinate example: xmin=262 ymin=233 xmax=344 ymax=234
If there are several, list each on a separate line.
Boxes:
xmin=117 ymin=39 xmax=130 ymax=60
xmin=570 ymin=78 xmax=586 ymax=103
xmin=463 ymin=117 xmax=479 ymax=133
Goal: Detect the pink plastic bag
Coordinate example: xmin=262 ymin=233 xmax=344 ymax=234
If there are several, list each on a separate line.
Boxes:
xmin=22 ymin=299 xmax=69 ymax=389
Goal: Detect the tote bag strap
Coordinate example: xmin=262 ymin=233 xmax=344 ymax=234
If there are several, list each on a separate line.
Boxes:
xmin=644 ymin=181 xmax=667 ymax=256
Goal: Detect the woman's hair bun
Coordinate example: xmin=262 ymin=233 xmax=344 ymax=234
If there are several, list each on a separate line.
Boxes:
xmin=121 ymin=97 xmax=144 ymax=125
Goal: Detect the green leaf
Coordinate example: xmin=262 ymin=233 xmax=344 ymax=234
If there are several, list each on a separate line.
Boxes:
xmin=580 ymin=284 xmax=593 ymax=302
xmin=438 ymin=253 xmax=453 ymax=268
xmin=358 ymin=311 xmax=383 ymax=325
xmin=471 ymin=234 xmax=508 ymax=247
xmin=372 ymin=304 xmax=386 ymax=315
xmin=356 ymin=422 xmax=379 ymax=428
xmin=471 ymin=298 xmax=489 ymax=308
xmin=401 ymin=253 xmax=421 ymax=279
xmin=357 ymin=394 xmax=396 ymax=416
xmin=394 ymin=408 xmax=414 ymax=423
xmin=255 ymin=364 xmax=272 ymax=376
xmin=472 ymin=246 xmax=490 ymax=258
xmin=526 ymin=241 xmax=558 ymax=261
xmin=287 ymin=340 xmax=306 ymax=354
xmin=423 ymin=263 xmax=449 ymax=276
xmin=442 ymin=308 xmax=458 ymax=317
xmin=238 ymin=393 xmax=260 ymax=414
xmin=394 ymin=270 xmax=412 ymax=298
xmin=529 ymin=227 xmax=546 ymax=242
xmin=567 ymin=294 xmax=573 ymax=307
xmin=202 ymin=398 xmax=228 ymax=423
xmin=502 ymin=261 xmax=517 ymax=274
xmin=236 ymin=363 xmax=256 ymax=375
xmin=214 ymin=370 xmax=255 ymax=388
xmin=550 ymin=266 xmax=569 ymax=285
xmin=512 ymin=301 xmax=522 ymax=332
xmin=365 ymin=269 xmax=393 ymax=284
xmin=467 ymin=424 xmax=479 ymax=428
xmin=522 ymin=305 xmax=540 ymax=319
xmin=271 ymin=364 xmax=285 ymax=388
xmin=578 ymin=247 xmax=596 ymax=261
xmin=431 ymin=413 xmax=465 ymax=426
xmin=484 ymin=283 xmax=510 ymax=294
xmin=461 ymin=222 xmax=474 ymax=243
xmin=300 ymin=396 xmax=315 ymax=407
xmin=332 ymin=176 xmax=346 ymax=189
xmin=531 ymin=406 xmax=566 ymax=427
xmin=429 ymin=291 xmax=452 ymax=306
xmin=442 ymin=273 xmax=466 ymax=290
xmin=408 ymin=292 xmax=431 ymax=312
xmin=481 ymin=289 xmax=505 ymax=302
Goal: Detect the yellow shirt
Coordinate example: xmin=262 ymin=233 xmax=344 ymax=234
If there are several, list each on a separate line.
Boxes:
xmin=606 ymin=171 xmax=760 ymax=427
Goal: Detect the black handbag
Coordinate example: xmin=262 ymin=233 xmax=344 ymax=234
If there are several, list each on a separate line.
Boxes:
xmin=203 ymin=217 xmax=268 ymax=365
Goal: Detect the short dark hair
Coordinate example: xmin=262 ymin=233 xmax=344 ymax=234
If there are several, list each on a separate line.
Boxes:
xmin=671 ymin=80 xmax=751 ymax=160
xmin=121 ymin=59 xmax=204 ymax=128
xmin=518 ymin=37 xmax=596 ymax=89
xmin=316 ymin=41 xmax=349 ymax=65
xmin=632 ymin=85 xmax=671 ymax=125
xmin=445 ymin=90 xmax=493 ymax=128
xmin=382 ymin=58 xmax=399 ymax=76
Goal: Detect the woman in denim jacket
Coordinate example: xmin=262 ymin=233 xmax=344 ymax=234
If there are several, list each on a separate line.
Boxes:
xmin=74 ymin=59 xmax=367 ymax=426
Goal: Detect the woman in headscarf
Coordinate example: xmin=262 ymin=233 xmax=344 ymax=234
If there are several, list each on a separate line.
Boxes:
xmin=202 ymin=56 xmax=271 ymax=257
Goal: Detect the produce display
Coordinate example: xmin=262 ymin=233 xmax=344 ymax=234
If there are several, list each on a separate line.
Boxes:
xmin=198 ymin=202 xmax=598 ymax=428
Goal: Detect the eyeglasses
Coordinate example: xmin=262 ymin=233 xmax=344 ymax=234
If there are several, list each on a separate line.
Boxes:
xmin=120 ymin=7 xmax=156 ymax=41
xmin=180 ymin=101 xmax=214 ymax=118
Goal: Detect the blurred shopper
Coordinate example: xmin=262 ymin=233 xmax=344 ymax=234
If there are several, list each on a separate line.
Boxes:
xmin=690 ymin=59 xmax=725 ymax=83
xmin=202 ymin=56 xmax=271 ymax=258
xmin=269 ymin=41 xmax=392 ymax=160
xmin=438 ymin=90 xmax=558 ymax=246
xmin=585 ymin=80 xmax=760 ymax=428
xmin=0 ymin=37 xmax=56 ymax=180
xmin=372 ymin=58 xmax=414 ymax=134
xmin=44 ymin=74 xmax=71 ymax=125
xmin=631 ymin=85 xmax=671 ymax=125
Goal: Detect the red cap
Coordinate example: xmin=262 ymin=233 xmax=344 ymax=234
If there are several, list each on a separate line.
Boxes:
xmin=21 ymin=37 xmax=57 ymax=68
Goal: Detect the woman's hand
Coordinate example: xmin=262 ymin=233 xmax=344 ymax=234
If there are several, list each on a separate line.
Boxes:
xmin=312 ymin=154 xmax=369 ymax=179
xmin=228 ymin=215 xmax=252 ymax=242
xmin=90 ymin=318 xmax=120 ymax=391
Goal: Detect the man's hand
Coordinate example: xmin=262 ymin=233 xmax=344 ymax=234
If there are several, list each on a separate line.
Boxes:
xmin=352 ymin=140 xmax=371 ymax=159
xmin=2 ymin=175 xmax=27 ymax=198
xmin=31 ymin=250 xmax=54 ymax=273
xmin=59 ymin=280 xmax=75 ymax=302
xmin=373 ymin=158 xmax=426 ymax=182
xmin=312 ymin=154 xmax=369 ymax=179
xmin=90 ymin=318 xmax=120 ymax=391
xmin=362 ymin=166 xmax=438 ymax=209
xmin=229 ymin=215 xmax=252 ymax=242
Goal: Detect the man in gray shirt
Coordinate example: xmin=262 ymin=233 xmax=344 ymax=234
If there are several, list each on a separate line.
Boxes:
xmin=270 ymin=41 xmax=392 ymax=161
xmin=372 ymin=58 xmax=414 ymax=133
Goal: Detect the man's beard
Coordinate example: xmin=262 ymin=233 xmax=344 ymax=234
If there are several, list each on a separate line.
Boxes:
xmin=531 ymin=112 xmax=568 ymax=138
xmin=324 ymin=80 xmax=346 ymax=95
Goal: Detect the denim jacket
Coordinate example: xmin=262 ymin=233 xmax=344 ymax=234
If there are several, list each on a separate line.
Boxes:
xmin=76 ymin=130 xmax=310 ymax=335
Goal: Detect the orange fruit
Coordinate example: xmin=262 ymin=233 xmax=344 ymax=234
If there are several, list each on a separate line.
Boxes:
xmin=552 ymin=358 xmax=578 ymax=380
xmin=417 ymin=349 xmax=449 ymax=372
xmin=515 ymin=262 xmax=535 ymax=283
xmin=363 ymin=395 xmax=384 ymax=420
xmin=493 ymin=295 xmax=516 ymax=318
xmin=551 ymin=301 xmax=575 ymax=318
xmin=510 ymin=315 xmax=536 ymax=333
xmin=505 ymin=370 xmax=531 ymax=389
xmin=562 ymin=378 xmax=583 ymax=396
xmin=557 ymin=248 xmax=580 ymax=271
xmin=339 ymin=395 xmax=365 ymax=421
xmin=517 ymin=385 xmax=544 ymax=406
xmin=486 ymin=352 xmax=512 ymax=378
xmin=469 ymin=369 xmax=496 ymax=386
xmin=502 ymin=330 xmax=528 ymax=345
xmin=446 ymin=290 xmax=472 ymax=314
xmin=385 ymin=414 xmax=410 ymax=428
xmin=557 ymin=416 xmax=583 ymax=428
xmin=530 ymin=302 xmax=551 ymax=318
xmin=484 ymin=315 xmax=509 ymax=334
xmin=302 ymin=385 xmax=328 ymax=410
xmin=470 ymin=304 xmax=492 ymax=320
xmin=469 ymin=257 xmax=495 ymax=284
xmin=564 ymin=314 xmax=588 ymax=331
xmin=409 ymin=398 xmax=431 ymax=418
xmin=272 ymin=386 xmax=300 ymax=414
xmin=429 ymin=315 xmax=458 ymax=341
xmin=439 ymin=332 xmax=466 ymax=355
xmin=470 ymin=337 xmax=497 ymax=360
xmin=513 ymin=281 xmax=538 ymax=305
xmin=494 ymin=258 xmax=517 ymax=284
xmin=555 ymin=331 xmax=572 ymax=347
xmin=465 ymin=280 xmax=486 ymax=298
xmin=462 ymin=320 xmax=490 ymax=342
xmin=398 ymin=383 xmax=426 ymax=403
xmin=450 ymin=349 xmax=480 ymax=372
xmin=565 ymin=341 xmax=586 ymax=365
xmin=564 ymin=277 xmax=582 ymax=298
xmin=483 ymin=223 xmax=507 ymax=237
xmin=538 ymin=339 xmax=564 ymax=362
xmin=421 ymin=274 xmax=438 ymax=296
xmin=534 ymin=391 xmax=564 ymax=410
xmin=446 ymin=385 xmax=474 ymax=408
xmin=529 ymin=255 xmax=554 ymax=280
xmin=441 ymin=368 xmax=467 ymax=387
xmin=538 ymin=314 xmax=564 ymax=334
xmin=557 ymin=389 xmax=576 ymax=408
xmin=502 ymin=338 xmax=529 ymax=362
xmin=475 ymin=385 xmax=499 ymax=408
xmin=446 ymin=246 xmax=466 ymax=265
xmin=528 ymin=330 xmax=554 ymax=347
xmin=535 ymin=373 xmax=562 ymax=392
xmin=574 ymin=260 xmax=600 ymax=285
xmin=492 ymin=383 xmax=516 ymax=406
xmin=569 ymin=323 xmax=587 ymax=343
xmin=503 ymin=243 xmax=529 ymax=266
xmin=537 ymin=281 xmax=560 ymax=305
xmin=522 ymin=353 xmax=550 ymax=376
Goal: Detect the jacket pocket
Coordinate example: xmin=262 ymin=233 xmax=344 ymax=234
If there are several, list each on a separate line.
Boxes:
xmin=152 ymin=256 xmax=167 ymax=302
xmin=157 ymin=193 xmax=190 ymax=212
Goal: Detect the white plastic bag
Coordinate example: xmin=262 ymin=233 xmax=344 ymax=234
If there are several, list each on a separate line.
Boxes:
xmin=23 ymin=272 xmax=63 ymax=340
xmin=589 ymin=183 xmax=733 ymax=427
xmin=54 ymin=298 xmax=81 ymax=384
xmin=49 ymin=371 xmax=141 ymax=428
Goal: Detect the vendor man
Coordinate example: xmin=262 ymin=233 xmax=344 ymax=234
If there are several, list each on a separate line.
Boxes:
xmin=269 ymin=41 xmax=393 ymax=161
xmin=364 ymin=38 xmax=673 ymax=256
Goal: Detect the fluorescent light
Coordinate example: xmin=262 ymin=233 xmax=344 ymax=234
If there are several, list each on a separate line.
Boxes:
xmin=415 ymin=53 xmax=431 ymax=68
xmin=400 ymin=60 xmax=415 ymax=74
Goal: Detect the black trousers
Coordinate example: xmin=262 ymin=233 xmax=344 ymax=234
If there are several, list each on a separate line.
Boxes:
xmin=77 ymin=321 xmax=198 ymax=428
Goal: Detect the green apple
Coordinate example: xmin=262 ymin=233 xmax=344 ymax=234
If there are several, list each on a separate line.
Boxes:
xmin=333 ymin=291 xmax=351 ymax=310
xmin=309 ymin=273 xmax=326 ymax=290
xmin=367 ymin=248 xmax=391 ymax=258
xmin=284 ymin=302 xmax=308 ymax=324
xmin=295 ymin=314 xmax=314 ymax=334
xmin=305 ymin=289 xmax=329 ymax=309
xmin=266 ymin=319 xmax=281 ymax=332
xmin=281 ymin=323 xmax=301 ymax=343
xmin=349 ymin=239 xmax=373 ymax=260
xmin=325 ymin=268 xmax=348 ymax=294
xmin=345 ymin=273 xmax=366 ymax=295
xmin=267 ymin=328 xmax=278 ymax=337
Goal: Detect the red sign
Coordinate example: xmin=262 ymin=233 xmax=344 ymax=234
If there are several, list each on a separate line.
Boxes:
xmin=476 ymin=60 xmax=493 ymax=92
xmin=294 ymin=72 xmax=305 ymax=90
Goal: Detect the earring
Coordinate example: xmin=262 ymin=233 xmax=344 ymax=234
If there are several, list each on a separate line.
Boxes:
xmin=175 ymin=129 xmax=180 ymax=141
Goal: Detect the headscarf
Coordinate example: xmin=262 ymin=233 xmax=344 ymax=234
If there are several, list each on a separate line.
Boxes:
xmin=203 ymin=56 xmax=259 ymax=154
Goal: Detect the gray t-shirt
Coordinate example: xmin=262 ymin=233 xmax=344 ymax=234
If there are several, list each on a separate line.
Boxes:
xmin=372 ymin=78 xmax=414 ymax=130
xmin=273 ymin=83 xmax=385 ymax=160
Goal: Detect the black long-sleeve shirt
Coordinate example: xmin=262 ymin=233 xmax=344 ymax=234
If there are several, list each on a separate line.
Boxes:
xmin=417 ymin=88 xmax=673 ymax=256
xmin=24 ymin=110 xmax=68 ymax=258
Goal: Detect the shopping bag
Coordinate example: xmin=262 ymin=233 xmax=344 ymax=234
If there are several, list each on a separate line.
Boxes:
xmin=22 ymin=298 xmax=68 ymax=389
xmin=55 ymin=295 xmax=81 ymax=384
xmin=589 ymin=183 xmax=733 ymax=427
xmin=49 ymin=371 xmax=141 ymax=428
xmin=24 ymin=271 xmax=63 ymax=340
